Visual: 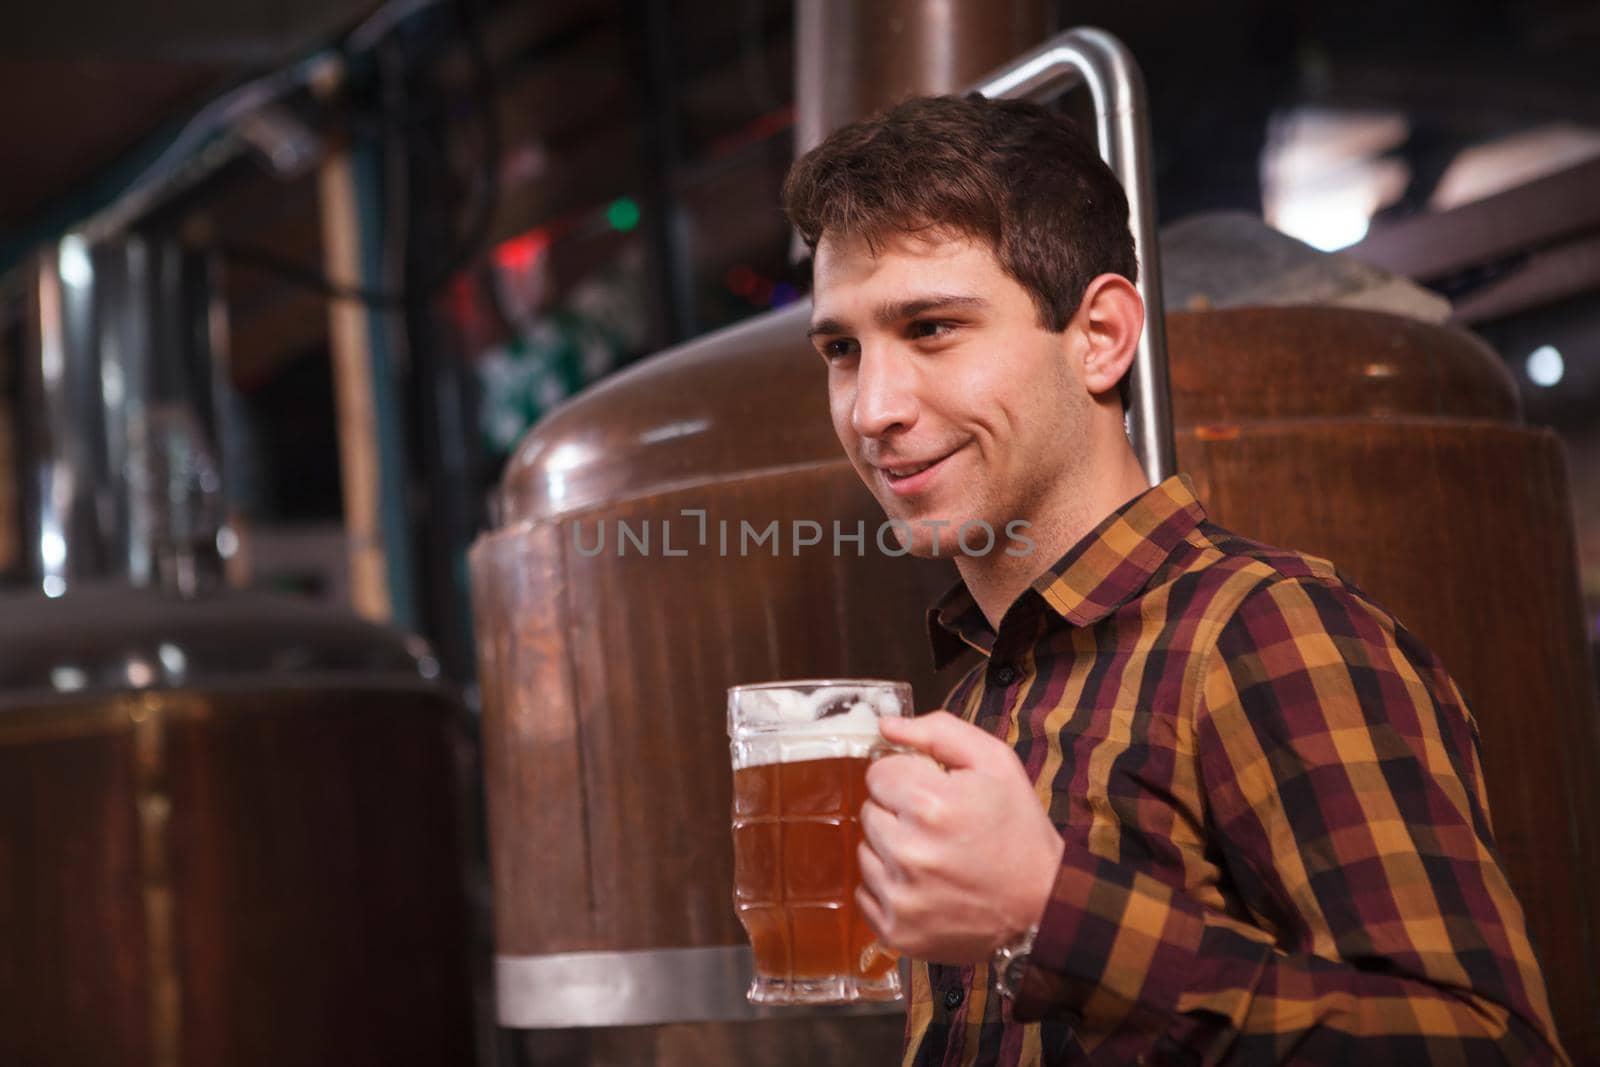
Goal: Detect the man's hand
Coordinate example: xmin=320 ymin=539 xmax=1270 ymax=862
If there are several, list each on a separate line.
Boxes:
xmin=858 ymin=711 xmax=1065 ymax=963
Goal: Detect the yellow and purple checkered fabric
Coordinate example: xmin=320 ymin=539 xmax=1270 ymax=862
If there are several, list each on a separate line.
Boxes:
xmin=905 ymin=475 xmax=1566 ymax=1066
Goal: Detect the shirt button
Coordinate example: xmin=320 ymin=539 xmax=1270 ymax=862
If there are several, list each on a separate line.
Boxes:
xmin=992 ymin=664 xmax=1019 ymax=686
xmin=943 ymin=986 xmax=965 ymax=1010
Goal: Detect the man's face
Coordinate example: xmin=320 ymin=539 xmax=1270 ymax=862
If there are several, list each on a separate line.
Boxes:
xmin=808 ymin=230 xmax=1093 ymax=559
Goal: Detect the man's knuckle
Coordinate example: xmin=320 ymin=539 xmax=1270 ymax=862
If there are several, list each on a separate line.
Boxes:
xmin=898 ymin=841 xmax=940 ymax=880
xmin=916 ymin=793 xmax=949 ymax=825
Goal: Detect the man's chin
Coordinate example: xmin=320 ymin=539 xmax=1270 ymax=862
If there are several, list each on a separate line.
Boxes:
xmin=877 ymin=511 xmax=974 ymax=560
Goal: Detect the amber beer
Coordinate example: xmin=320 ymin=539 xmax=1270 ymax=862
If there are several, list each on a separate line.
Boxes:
xmin=727 ymin=680 xmax=911 ymax=1004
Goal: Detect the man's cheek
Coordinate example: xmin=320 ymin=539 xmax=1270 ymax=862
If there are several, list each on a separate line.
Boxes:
xmin=828 ymin=403 xmax=855 ymax=449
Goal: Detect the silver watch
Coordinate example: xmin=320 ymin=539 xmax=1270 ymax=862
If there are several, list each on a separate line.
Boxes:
xmin=991 ymin=924 xmax=1039 ymax=1000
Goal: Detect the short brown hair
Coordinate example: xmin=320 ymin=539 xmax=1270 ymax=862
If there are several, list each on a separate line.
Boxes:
xmin=783 ymin=93 xmax=1137 ymax=333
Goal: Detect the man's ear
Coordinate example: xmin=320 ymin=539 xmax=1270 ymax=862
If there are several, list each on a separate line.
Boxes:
xmin=1074 ymin=274 xmax=1144 ymax=401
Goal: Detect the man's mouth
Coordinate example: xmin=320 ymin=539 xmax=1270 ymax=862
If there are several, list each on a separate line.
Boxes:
xmin=885 ymin=458 xmax=937 ymax=478
xmin=874 ymin=447 xmax=958 ymax=496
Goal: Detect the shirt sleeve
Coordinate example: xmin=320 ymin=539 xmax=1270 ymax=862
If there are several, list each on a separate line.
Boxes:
xmin=1011 ymin=575 xmax=1569 ymax=1065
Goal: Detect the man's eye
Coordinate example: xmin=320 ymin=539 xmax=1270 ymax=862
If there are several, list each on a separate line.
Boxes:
xmin=910 ymin=320 xmax=953 ymax=340
xmin=822 ymin=339 xmax=859 ymax=361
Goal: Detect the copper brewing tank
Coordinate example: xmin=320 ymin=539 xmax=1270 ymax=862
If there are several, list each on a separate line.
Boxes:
xmin=0 ymin=587 xmax=476 ymax=1066
xmin=471 ymin=20 xmax=1600 ymax=1067
xmin=0 ymin=236 xmax=475 ymax=1066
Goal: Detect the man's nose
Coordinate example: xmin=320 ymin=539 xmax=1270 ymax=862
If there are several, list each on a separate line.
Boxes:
xmin=851 ymin=346 xmax=919 ymax=439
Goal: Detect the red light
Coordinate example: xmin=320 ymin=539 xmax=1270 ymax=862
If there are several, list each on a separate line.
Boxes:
xmin=495 ymin=228 xmax=552 ymax=273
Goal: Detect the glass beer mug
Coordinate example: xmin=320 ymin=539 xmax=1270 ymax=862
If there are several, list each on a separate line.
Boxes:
xmin=727 ymin=679 xmax=911 ymax=1004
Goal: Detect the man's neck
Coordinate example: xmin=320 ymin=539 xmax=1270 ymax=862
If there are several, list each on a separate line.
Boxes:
xmin=956 ymin=445 xmax=1152 ymax=631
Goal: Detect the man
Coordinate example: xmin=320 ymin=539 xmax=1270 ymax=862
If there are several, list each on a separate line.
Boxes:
xmin=783 ymin=95 xmax=1566 ymax=1065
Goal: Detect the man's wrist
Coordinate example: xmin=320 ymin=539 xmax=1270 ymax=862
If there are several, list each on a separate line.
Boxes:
xmin=1007 ymin=827 xmax=1064 ymax=942
xmin=991 ymin=922 xmax=1039 ymax=1000
xmin=993 ymin=830 xmax=1062 ymax=998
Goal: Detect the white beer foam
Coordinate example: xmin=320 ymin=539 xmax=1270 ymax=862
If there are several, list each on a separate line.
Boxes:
xmin=730 ymin=685 xmax=902 ymax=769
xmin=733 ymin=731 xmax=879 ymax=769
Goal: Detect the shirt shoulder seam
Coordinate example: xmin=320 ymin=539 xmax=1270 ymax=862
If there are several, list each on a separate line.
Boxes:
xmin=1177 ymin=536 xmax=1356 ymax=726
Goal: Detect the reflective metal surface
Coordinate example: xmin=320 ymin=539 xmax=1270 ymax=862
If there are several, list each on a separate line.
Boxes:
xmin=494 ymin=298 xmax=1513 ymax=529
xmin=496 ymin=947 xmax=905 ymax=1029
xmin=0 ymin=682 xmax=476 ymax=1066
xmin=496 ymin=302 xmax=829 ymax=524
xmin=0 ymin=582 xmax=438 ymax=704
xmin=972 ymin=28 xmax=1175 ymax=485
xmin=27 ymin=236 xmax=110 ymax=595
xmin=17 ymin=234 xmax=227 ymax=598
xmin=1164 ymin=306 xmax=1519 ymax=421
xmin=794 ymin=0 xmax=1047 ymax=156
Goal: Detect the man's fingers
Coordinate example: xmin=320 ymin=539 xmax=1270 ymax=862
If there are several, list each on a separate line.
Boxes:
xmin=857 ymin=837 xmax=890 ymax=894
xmin=855 ymin=882 xmax=890 ymax=944
xmin=856 ymin=840 xmax=898 ymax=946
xmin=858 ymin=798 xmax=904 ymax=880
xmin=879 ymin=710 xmax=1009 ymax=772
xmin=865 ymin=751 xmax=949 ymax=816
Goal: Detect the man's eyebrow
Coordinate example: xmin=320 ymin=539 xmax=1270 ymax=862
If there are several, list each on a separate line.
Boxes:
xmin=877 ymin=294 xmax=989 ymax=322
xmin=807 ymin=294 xmax=989 ymax=338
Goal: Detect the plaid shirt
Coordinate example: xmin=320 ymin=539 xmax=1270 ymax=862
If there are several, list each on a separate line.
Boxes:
xmin=904 ymin=475 xmax=1566 ymax=1066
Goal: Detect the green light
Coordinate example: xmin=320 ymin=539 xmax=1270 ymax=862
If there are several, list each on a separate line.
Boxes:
xmin=607 ymin=197 xmax=641 ymax=231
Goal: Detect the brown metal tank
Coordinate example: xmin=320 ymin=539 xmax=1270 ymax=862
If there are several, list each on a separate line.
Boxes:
xmin=0 ymin=585 xmax=477 ymax=1067
xmin=475 ymin=299 xmax=1599 ymax=1064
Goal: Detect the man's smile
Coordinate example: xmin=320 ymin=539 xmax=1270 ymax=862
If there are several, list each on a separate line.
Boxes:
xmin=871 ymin=444 xmax=964 ymax=497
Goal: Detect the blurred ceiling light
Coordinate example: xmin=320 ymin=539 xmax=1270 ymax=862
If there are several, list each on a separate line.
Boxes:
xmin=1270 ymin=191 xmax=1381 ymax=252
xmin=1263 ymin=109 xmax=1410 ymax=184
xmin=51 ymin=666 xmax=87 ymax=692
xmin=58 ymin=234 xmax=93 ymax=289
xmin=1525 ymin=345 xmax=1565 ymax=388
xmin=1261 ymin=108 xmax=1411 ymax=252
xmin=40 ymin=528 xmax=66 ymax=571
xmin=1431 ymin=123 xmax=1600 ymax=211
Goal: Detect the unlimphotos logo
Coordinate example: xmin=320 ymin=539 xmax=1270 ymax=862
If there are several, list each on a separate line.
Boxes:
xmin=571 ymin=508 xmax=1035 ymax=558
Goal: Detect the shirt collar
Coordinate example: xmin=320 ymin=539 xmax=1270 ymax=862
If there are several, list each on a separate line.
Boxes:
xmin=927 ymin=474 xmax=1207 ymax=668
